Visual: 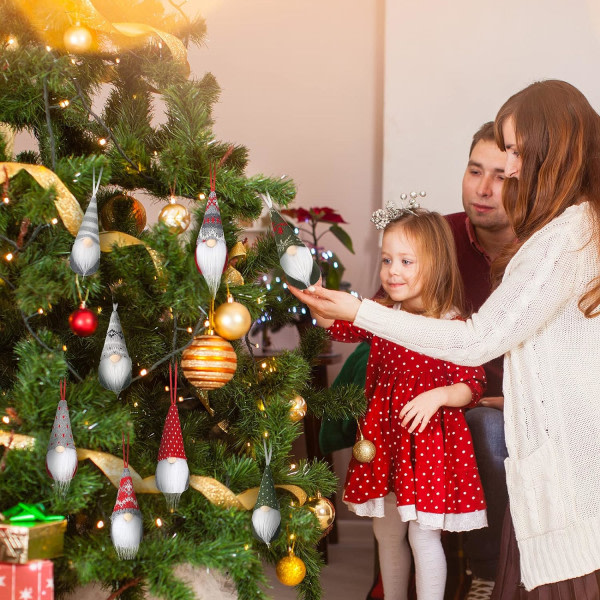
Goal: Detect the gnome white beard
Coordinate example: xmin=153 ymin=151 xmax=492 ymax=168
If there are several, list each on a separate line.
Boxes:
xmin=98 ymin=355 xmax=132 ymax=394
xmin=279 ymin=245 xmax=314 ymax=288
xmin=155 ymin=458 xmax=189 ymax=509
xmin=252 ymin=505 xmax=281 ymax=546
xmin=195 ymin=238 xmax=227 ymax=298
xmin=111 ymin=512 xmax=143 ymax=560
xmin=46 ymin=447 xmax=78 ymax=494
xmin=70 ymin=236 xmax=100 ymax=276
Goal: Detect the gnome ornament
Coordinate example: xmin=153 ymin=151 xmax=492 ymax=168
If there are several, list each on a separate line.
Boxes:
xmin=155 ymin=363 xmax=189 ymax=509
xmin=69 ymin=168 xmax=102 ymax=276
xmin=251 ymin=442 xmax=281 ymax=546
xmin=263 ymin=193 xmax=320 ymax=290
xmin=111 ymin=434 xmax=143 ymax=560
xmin=195 ymin=166 xmax=227 ymax=299
xmin=46 ymin=379 xmax=78 ymax=495
xmin=98 ymin=304 xmax=132 ymax=394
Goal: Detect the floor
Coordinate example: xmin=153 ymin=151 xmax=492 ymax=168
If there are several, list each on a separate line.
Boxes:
xmin=264 ymin=519 xmax=375 ymax=600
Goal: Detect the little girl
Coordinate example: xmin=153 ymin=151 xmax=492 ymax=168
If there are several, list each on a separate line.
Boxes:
xmin=312 ymin=206 xmax=487 ymax=600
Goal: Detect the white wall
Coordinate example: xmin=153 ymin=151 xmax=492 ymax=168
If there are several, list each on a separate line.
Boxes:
xmin=384 ymin=0 xmax=600 ymax=216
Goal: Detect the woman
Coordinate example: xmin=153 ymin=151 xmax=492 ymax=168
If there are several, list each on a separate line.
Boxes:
xmin=291 ymin=80 xmax=600 ymax=597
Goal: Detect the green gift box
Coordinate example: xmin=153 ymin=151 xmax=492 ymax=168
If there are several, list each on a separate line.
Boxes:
xmin=0 ymin=503 xmax=66 ymax=564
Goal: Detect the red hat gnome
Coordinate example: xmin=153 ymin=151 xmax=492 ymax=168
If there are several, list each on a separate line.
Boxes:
xmin=195 ymin=165 xmax=227 ymax=299
xmin=263 ymin=193 xmax=320 ymax=290
xmin=155 ymin=363 xmax=189 ymax=509
xmin=46 ymin=379 xmax=78 ymax=495
xmin=111 ymin=433 xmax=143 ymax=560
xmin=69 ymin=167 xmax=102 ymax=276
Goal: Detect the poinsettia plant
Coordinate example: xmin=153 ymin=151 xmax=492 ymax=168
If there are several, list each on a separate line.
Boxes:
xmin=281 ymin=206 xmax=354 ymax=290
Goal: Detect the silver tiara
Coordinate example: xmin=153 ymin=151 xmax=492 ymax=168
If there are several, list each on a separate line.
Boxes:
xmin=371 ymin=191 xmax=426 ymax=230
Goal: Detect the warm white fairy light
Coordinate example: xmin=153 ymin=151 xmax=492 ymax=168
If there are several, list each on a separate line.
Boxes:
xmin=51 ymin=218 xmax=58 ymax=225
xmin=186 ymin=327 xmax=192 ymax=333
xmin=62 ymin=345 xmax=67 ymax=351
xmin=5 ymin=253 xmax=13 ymax=261
xmin=2 ymin=196 xmax=9 ymax=204
xmin=164 ymin=386 xmax=169 ymax=392
xmin=98 ymin=138 xmax=107 ymax=146
xmin=7 ymin=37 xmax=15 ymax=46
xmin=140 ymin=368 xmax=148 ymax=376
xmin=59 ymin=100 xmax=70 ymax=108
xmin=115 ymin=57 xmax=120 ymax=64
xmin=155 ymin=518 xmax=163 ymax=527
xmin=37 ymin=308 xmax=44 ymax=314
xmin=45 ymin=45 xmax=51 ymax=52
xmin=96 ymin=520 xmax=104 ymax=529
xmin=198 ymin=193 xmax=206 ymax=200
xmin=178 ymin=396 xmax=183 ymax=402
xmin=263 ymin=431 xmax=269 ymax=438
xmin=2 ymin=416 xmax=9 ymax=424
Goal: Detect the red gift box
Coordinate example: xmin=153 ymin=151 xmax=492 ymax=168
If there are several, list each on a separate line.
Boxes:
xmin=0 ymin=560 xmax=54 ymax=600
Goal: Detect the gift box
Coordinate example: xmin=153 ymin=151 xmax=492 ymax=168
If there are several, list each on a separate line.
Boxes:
xmin=0 ymin=560 xmax=54 ymax=600
xmin=0 ymin=504 xmax=66 ymax=564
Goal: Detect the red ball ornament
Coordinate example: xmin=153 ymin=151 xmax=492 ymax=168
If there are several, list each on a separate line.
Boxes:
xmin=69 ymin=304 xmax=98 ymax=337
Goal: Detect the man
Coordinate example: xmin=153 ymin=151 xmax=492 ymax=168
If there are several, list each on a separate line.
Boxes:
xmin=446 ymin=121 xmax=514 ymax=600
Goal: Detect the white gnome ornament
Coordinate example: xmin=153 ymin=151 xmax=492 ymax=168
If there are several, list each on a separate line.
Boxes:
xmin=69 ymin=168 xmax=102 ymax=276
xmin=263 ymin=193 xmax=320 ymax=290
xmin=111 ymin=434 xmax=143 ymax=560
xmin=195 ymin=166 xmax=227 ymax=299
xmin=46 ymin=379 xmax=78 ymax=495
xmin=98 ymin=304 xmax=132 ymax=394
xmin=251 ymin=442 xmax=281 ymax=546
xmin=155 ymin=363 xmax=189 ymax=509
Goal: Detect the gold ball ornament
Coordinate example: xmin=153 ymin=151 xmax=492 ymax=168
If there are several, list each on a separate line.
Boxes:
xmin=308 ymin=494 xmax=336 ymax=536
xmin=276 ymin=552 xmax=307 ymax=587
xmin=353 ymin=437 xmax=376 ymax=463
xmin=213 ymin=298 xmax=252 ymax=340
xmin=181 ymin=334 xmax=237 ymax=390
xmin=158 ymin=203 xmax=191 ymax=234
xmin=100 ymin=194 xmax=146 ymax=234
xmin=289 ymin=395 xmax=307 ymax=422
xmin=63 ymin=24 xmax=93 ymax=53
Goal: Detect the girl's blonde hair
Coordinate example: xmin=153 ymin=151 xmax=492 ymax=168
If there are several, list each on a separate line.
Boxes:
xmin=377 ymin=209 xmax=465 ymax=318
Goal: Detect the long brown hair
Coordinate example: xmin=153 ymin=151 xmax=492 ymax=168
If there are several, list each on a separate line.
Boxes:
xmin=378 ymin=209 xmax=465 ymax=318
xmin=493 ymin=80 xmax=600 ymax=317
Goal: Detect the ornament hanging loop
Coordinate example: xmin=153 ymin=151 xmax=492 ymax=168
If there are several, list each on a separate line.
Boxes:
xmin=122 ymin=432 xmax=130 ymax=468
xmin=59 ymin=378 xmax=67 ymax=401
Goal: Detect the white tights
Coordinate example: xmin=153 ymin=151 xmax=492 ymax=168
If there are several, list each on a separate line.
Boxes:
xmin=371 ymin=493 xmax=446 ymax=600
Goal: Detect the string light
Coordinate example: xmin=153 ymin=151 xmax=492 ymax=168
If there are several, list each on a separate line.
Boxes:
xmin=62 ymin=345 xmax=67 ymax=351
xmin=198 ymin=193 xmax=206 ymax=200
xmin=37 ymin=308 xmax=44 ymax=315
xmin=178 ymin=396 xmax=183 ymax=402
xmin=244 ymin=544 xmax=250 ymax=551
xmin=96 ymin=520 xmax=104 ymax=529
xmin=115 ymin=57 xmax=120 ymax=64
xmin=98 ymin=138 xmax=107 ymax=146
xmin=2 ymin=196 xmax=9 ymax=204
xmin=7 ymin=37 xmax=15 ymax=46
xmin=2 ymin=416 xmax=9 ymax=424
xmin=263 ymin=431 xmax=269 ymax=438
xmin=164 ymin=386 xmax=169 ymax=392
xmin=140 ymin=368 xmax=148 ymax=376
xmin=45 ymin=45 xmax=51 ymax=52
xmin=155 ymin=518 xmax=163 ymax=527
xmin=186 ymin=327 xmax=192 ymax=333
xmin=59 ymin=100 xmax=70 ymax=108
xmin=5 ymin=253 xmax=13 ymax=261
xmin=51 ymin=218 xmax=58 ymax=225
xmin=133 ymin=402 xmax=138 ymax=407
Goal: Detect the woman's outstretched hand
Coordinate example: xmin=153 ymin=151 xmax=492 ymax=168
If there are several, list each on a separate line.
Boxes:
xmin=287 ymin=281 xmax=362 ymax=322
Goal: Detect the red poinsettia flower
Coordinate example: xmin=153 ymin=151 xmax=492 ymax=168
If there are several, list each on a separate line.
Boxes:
xmin=309 ymin=207 xmax=347 ymax=224
xmin=281 ymin=207 xmax=313 ymax=223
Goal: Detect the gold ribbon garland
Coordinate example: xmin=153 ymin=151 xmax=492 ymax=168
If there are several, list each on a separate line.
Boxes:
xmin=0 ymin=431 xmax=307 ymax=509
xmin=0 ymin=163 xmax=83 ymax=236
xmin=99 ymin=231 xmax=164 ymax=279
xmin=223 ymin=241 xmax=247 ymax=286
xmin=13 ymin=0 xmax=188 ymax=69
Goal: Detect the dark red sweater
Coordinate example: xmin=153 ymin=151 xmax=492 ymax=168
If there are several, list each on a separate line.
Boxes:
xmin=445 ymin=212 xmax=504 ymax=397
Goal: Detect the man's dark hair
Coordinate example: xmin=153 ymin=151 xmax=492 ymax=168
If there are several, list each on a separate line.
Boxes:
xmin=469 ymin=121 xmax=495 ymax=156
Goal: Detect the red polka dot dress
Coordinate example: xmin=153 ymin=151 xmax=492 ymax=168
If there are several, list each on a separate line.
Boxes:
xmin=329 ymin=317 xmax=487 ymax=532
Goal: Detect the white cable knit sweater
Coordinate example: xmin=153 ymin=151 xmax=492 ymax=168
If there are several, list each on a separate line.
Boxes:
xmin=354 ymin=203 xmax=600 ymax=590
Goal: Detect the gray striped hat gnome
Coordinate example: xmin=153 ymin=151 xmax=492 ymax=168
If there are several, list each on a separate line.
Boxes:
xmin=195 ymin=166 xmax=227 ymax=299
xmin=263 ymin=193 xmax=320 ymax=290
xmin=111 ymin=433 xmax=143 ymax=560
xmin=46 ymin=379 xmax=78 ymax=495
xmin=98 ymin=304 xmax=132 ymax=394
xmin=69 ymin=168 xmax=102 ymax=276
xmin=251 ymin=441 xmax=281 ymax=546
xmin=155 ymin=363 xmax=189 ymax=509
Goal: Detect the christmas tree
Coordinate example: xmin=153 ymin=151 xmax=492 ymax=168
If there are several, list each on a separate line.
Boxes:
xmin=0 ymin=1 xmax=365 ymax=599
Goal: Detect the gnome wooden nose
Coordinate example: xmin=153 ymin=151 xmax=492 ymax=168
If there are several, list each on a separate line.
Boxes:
xmin=167 ymin=457 xmax=177 ymax=464
xmin=82 ymin=236 xmax=93 ymax=248
xmin=260 ymin=505 xmax=271 ymax=512
xmin=110 ymin=354 xmax=122 ymax=363
xmin=123 ymin=513 xmax=133 ymax=522
xmin=206 ymin=238 xmax=217 ymax=248
xmin=286 ymin=245 xmax=298 ymax=256
xmin=56 ymin=445 xmax=65 ymax=453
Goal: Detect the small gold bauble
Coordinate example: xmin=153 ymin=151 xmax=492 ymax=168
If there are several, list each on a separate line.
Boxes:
xmin=63 ymin=24 xmax=93 ymax=53
xmin=352 ymin=438 xmax=376 ymax=463
xmin=181 ymin=334 xmax=237 ymax=390
xmin=289 ymin=394 xmax=307 ymax=422
xmin=158 ymin=202 xmax=191 ymax=234
xmin=308 ymin=495 xmax=335 ymax=536
xmin=276 ymin=552 xmax=307 ymax=587
xmin=100 ymin=194 xmax=146 ymax=234
xmin=213 ymin=299 xmax=252 ymax=340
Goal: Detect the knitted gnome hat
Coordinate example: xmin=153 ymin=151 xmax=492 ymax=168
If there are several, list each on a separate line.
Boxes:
xmin=157 ymin=364 xmax=187 ymax=461
xmin=112 ymin=467 xmax=141 ymax=518
xmin=101 ymin=304 xmax=130 ymax=360
xmin=255 ymin=443 xmax=279 ymax=511
xmin=197 ymin=167 xmax=224 ymax=245
xmin=47 ymin=380 xmax=76 ymax=452
xmin=263 ymin=193 xmax=320 ymax=289
xmin=69 ymin=168 xmax=102 ymax=276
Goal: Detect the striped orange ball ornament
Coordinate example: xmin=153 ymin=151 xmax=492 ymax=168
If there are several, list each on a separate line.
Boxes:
xmin=181 ymin=334 xmax=237 ymax=390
